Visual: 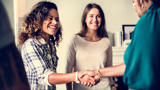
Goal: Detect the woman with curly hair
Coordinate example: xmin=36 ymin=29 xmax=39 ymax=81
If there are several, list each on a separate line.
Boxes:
xmin=18 ymin=1 xmax=98 ymax=90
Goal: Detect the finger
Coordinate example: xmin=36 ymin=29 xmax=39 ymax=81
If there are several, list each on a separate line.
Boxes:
xmin=79 ymin=75 xmax=89 ymax=83
xmin=89 ymin=77 xmax=96 ymax=85
xmin=83 ymin=82 xmax=87 ymax=86
xmin=95 ymin=75 xmax=100 ymax=81
xmin=89 ymin=84 xmax=93 ymax=87
xmin=78 ymin=71 xmax=88 ymax=78
xmin=87 ymin=70 xmax=96 ymax=76
xmin=87 ymin=82 xmax=90 ymax=87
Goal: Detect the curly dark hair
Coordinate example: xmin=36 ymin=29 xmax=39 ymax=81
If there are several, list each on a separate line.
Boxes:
xmin=137 ymin=0 xmax=160 ymax=8
xmin=77 ymin=3 xmax=107 ymax=38
xmin=18 ymin=1 xmax=62 ymax=46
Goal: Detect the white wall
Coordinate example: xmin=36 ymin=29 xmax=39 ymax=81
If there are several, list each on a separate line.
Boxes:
xmin=4 ymin=0 xmax=139 ymax=90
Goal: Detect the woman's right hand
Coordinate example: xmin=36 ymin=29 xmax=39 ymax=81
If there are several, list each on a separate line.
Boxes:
xmin=78 ymin=70 xmax=100 ymax=87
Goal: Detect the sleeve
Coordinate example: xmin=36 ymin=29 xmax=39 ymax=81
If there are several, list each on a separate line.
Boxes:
xmin=105 ymin=39 xmax=114 ymax=85
xmin=105 ymin=39 xmax=113 ymax=67
xmin=65 ymin=35 xmax=76 ymax=73
xmin=123 ymin=10 xmax=160 ymax=89
xmin=21 ymin=40 xmax=54 ymax=86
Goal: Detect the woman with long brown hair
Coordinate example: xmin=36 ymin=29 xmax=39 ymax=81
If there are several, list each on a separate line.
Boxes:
xmin=65 ymin=3 xmax=113 ymax=90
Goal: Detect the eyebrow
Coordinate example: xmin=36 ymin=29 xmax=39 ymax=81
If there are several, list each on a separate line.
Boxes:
xmin=88 ymin=14 xmax=101 ymax=15
xmin=48 ymin=15 xmax=53 ymax=17
xmin=48 ymin=15 xmax=59 ymax=19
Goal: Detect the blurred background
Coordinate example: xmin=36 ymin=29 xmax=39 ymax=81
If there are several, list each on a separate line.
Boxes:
xmin=1 ymin=0 xmax=139 ymax=90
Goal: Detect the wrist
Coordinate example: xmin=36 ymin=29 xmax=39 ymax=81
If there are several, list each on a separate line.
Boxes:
xmin=97 ymin=69 xmax=102 ymax=80
xmin=75 ymin=71 xmax=80 ymax=83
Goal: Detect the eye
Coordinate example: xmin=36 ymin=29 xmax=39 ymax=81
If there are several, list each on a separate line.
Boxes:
xmin=96 ymin=14 xmax=101 ymax=18
xmin=55 ymin=18 xmax=59 ymax=22
xmin=97 ymin=15 xmax=101 ymax=18
xmin=49 ymin=17 xmax=53 ymax=20
xmin=89 ymin=15 xmax=93 ymax=17
xmin=132 ymin=0 xmax=135 ymax=3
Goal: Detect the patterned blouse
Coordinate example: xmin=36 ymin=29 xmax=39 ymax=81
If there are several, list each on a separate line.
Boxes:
xmin=21 ymin=36 xmax=58 ymax=90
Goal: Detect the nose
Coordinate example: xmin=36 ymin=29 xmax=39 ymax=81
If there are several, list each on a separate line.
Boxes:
xmin=133 ymin=3 xmax=136 ymax=7
xmin=51 ymin=19 xmax=57 ymax=24
xmin=93 ymin=16 xmax=98 ymax=22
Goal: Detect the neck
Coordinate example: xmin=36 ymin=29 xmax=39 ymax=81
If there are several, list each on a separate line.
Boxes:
xmin=41 ymin=32 xmax=50 ymax=44
xmin=84 ymin=29 xmax=101 ymax=42
xmin=85 ymin=31 xmax=98 ymax=39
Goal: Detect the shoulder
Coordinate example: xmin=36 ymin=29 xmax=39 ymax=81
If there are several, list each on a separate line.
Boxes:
xmin=101 ymin=37 xmax=112 ymax=49
xmin=23 ymin=38 xmax=35 ymax=46
xmin=66 ymin=34 xmax=81 ymax=48
xmin=22 ymin=38 xmax=39 ymax=50
xmin=70 ymin=34 xmax=79 ymax=41
xmin=102 ymin=37 xmax=111 ymax=44
xmin=137 ymin=5 xmax=159 ymax=26
xmin=67 ymin=35 xmax=79 ymax=43
xmin=135 ymin=6 xmax=159 ymax=34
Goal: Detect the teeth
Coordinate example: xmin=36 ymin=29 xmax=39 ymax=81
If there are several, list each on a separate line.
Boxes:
xmin=49 ymin=26 xmax=56 ymax=29
xmin=91 ymin=22 xmax=98 ymax=25
xmin=92 ymin=24 xmax=97 ymax=25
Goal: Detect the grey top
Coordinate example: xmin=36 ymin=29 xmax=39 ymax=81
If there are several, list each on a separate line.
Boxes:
xmin=65 ymin=35 xmax=113 ymax=90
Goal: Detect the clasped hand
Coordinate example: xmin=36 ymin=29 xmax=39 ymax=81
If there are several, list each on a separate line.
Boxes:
xmin=78 ymin=70 xmax=101 ymax=87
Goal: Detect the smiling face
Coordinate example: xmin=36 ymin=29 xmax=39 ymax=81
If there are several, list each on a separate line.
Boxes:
xmin=85 ymin=8 xmax=102 ymax=31
xmin=42 ymin=9 xmax=60 ymax=37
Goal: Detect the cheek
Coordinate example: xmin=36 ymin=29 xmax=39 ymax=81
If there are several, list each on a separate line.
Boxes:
xmin=43 ymin=21 xmax=48 ymax=26
xmin=98 ymin=19 xmax=102 ymax=24
xmin=42 ymin=21 xmax=48 ymax=30
xmin=86 ymin=18 xmax=92 ymax=22
xmin=58 ymin=22 xmax=60 ymax=27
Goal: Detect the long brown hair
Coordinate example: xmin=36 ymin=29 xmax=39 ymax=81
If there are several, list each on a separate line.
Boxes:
xmin=18 ymin=1 xmax=62 ymax=46
xmin=77 ymin=3 xmax=107 ymax=38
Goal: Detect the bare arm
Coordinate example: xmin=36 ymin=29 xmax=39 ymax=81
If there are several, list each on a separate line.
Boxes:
xmin=99 ymin=63 xmax=125 ymax=77
xmin=48 ymin=72 xmax=76 ymax=84
xmin=79 ymin=63 xmax=125 ymax=87
xmin=48 ymin=71 xmax=96 ymax=85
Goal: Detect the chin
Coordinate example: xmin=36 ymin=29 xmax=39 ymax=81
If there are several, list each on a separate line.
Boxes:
xmin=138 ymin=14 xmax=141 ymax=18
xmin=48 ymin=32 xmax=57 ymax=36
xmin=92 ymin=27 xmax=99 ymax=30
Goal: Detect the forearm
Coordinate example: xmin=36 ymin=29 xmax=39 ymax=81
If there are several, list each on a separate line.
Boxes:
xmin=48 ymin=72 xmax=76 ymax=84
xmin=99 ymin=63 xmax=125 ymax=77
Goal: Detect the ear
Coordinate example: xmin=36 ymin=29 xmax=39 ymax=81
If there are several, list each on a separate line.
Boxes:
xmin=141 ymin=0 xmax=152 ymax=10
xmin=140 ymin=0 xmax=145 ymax=9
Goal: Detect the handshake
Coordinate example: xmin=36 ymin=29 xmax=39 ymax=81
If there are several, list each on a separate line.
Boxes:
xmin=76 ymin=70 xmax=102 ymax=87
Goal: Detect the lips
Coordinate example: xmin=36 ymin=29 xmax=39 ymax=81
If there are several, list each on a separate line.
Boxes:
xmin=91 ymin=22 xmax=98 ymax=26
xmin=49 ymin=26 xmax=56 ymax=29
xmin=48 ymin=25 xmax=58 ymax=31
